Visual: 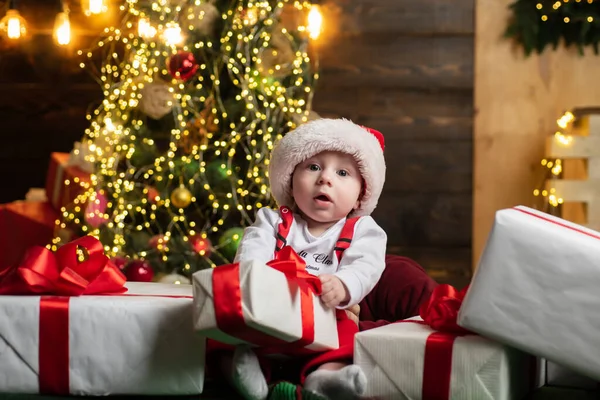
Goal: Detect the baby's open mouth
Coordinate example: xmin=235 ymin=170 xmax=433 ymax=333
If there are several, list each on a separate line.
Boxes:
xmin=314 ymin=194 xmax=331 ymax=202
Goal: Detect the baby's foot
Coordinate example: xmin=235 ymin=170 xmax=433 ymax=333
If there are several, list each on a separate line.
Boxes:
xmin=231 ymin=345 xmax=269 ymax=400
xmin=304 ymin=365 xmax=367 ymax=400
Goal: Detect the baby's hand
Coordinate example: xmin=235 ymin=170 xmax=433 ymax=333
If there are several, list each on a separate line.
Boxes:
xmin=319 ymin=274 xmax=350 ymax=309
xmin=345 ymin=304 xmax=360 ymax=327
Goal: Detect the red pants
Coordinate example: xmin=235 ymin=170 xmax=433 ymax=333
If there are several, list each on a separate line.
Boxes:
xmin=206 ymin=310 xmax=358 ymax=384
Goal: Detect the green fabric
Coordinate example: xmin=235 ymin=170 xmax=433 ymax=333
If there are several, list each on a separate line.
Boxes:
xmin=268 ymin=382 xmax=326 ymax=400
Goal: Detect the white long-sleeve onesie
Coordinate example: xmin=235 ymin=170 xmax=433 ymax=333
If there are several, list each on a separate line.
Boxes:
xmin=234 ymin=207 xmax=387 ymax=308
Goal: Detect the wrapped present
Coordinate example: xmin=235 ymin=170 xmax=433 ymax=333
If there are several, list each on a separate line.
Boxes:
xmin=24 ymin=188 xmax=48 ymax=202
xmin=192 ymin=246 xmax=338 ymax=352
xmin=354 ymin=285 xmax=533 ymax=400
xmin=0 ymin=236 xmax=205 ymax=395
xmin=45 ymin=152 xmax=91 ymax=211
xmin=68 ymin=141 xmax=95 ymax=173
xmin=458 ymin=206 xmax=600 ymax=381
xmin=0 ymin=201 xmax=59 ymax=272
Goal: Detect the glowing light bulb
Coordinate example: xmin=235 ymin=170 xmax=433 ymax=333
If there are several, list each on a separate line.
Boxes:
xmin=554 ymin=131 xmax=573 ymax=146
xmin=82 ymin=0 xmax=106 ymax=16
xmin=163 ymin=22 xmax=183 ymax=46
xmin=557 ymin=111 xmax=575 ymax=129
xmin=138 ymin=17 xmax=157 ymax=39
xmin=244 ymin=8 xmax=258 ymax=25
xmin=307 ymin=5 xmax=322 ymax=40
xmin=54 ymin=12 xmax=71 ymax=46
xmin=0 ymin=10 xmax=27 ymax=40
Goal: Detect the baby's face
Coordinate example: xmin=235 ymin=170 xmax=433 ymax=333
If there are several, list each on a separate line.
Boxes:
xmin=291 ymin=151 xmax=362 ymax=229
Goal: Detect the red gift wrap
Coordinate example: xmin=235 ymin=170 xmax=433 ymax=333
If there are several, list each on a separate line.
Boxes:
xmin=45 ymin=152 xmax=91 ymax=211
xmin=0 ymin=201 xmax=59 ymax=272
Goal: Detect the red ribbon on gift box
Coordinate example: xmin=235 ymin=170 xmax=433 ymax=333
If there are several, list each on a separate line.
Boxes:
xmin=212 ymin=246 xmax=322 ymax=349
xmin=407 ymin=284 xmax=471 ymax=400
xmin=0 ymin=236 xmax=127 ymax=395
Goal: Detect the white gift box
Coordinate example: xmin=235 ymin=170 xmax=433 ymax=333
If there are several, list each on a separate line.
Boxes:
xmin=0 ymin=282 xmax=205 ymax=395
xmin=354 ymin=318 xmax=532 ymax=400
xmin=192 ymin=259 xmax=338 ymax=351
xmin=458 ymin=206 xmax=600 ymax=381
xmin=68 ymin=141 xmax=95 ymax=173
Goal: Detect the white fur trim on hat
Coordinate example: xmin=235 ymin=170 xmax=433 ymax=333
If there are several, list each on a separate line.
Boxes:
xmin=268 ymin=118 xmax=386 ymax=217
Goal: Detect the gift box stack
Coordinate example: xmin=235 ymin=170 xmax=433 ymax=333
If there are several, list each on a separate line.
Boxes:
xmin=45 ymin=146 xmax=93 ymax=212
xmin=354 ymin=287 xmax=535 ymax=400
xmin=0 ymin=144 xmax=92 ymax=272
xmin=0 ymin=236 xmax=206 ymax=395
xmin=353 ymin=205 xmax=600 ymax=399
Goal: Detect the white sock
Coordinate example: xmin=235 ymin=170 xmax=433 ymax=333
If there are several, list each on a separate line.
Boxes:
xmin=304 ymin=365 xmax=367 ymax=400
xmin=230 ymin=345 xmax=269 ymax=400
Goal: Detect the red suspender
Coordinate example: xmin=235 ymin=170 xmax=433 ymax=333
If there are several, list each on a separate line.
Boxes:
xmin=274 ymin=206 xmax=360 ymax=262
xmin=275 ymin=206 xmax=294 ymax=254
xmin=334 ymin=217 xmax=360 ymax=262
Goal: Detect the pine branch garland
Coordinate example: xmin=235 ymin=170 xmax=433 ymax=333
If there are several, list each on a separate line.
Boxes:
xmin=505 ymin=0 xmax=600 ymax=56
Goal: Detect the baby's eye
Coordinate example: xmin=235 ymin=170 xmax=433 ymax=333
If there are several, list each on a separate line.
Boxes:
xmin=337 ymin=170 xmax=348 ymax=177
xmin=308 ymin=164 xmax=320 ymax=171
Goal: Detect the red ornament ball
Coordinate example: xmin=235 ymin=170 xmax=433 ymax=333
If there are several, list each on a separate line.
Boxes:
xmin=147 ymin=186 xmax=160 ymax=204
xmin=148 ymin=234 xmax=167 ymax=250
xmin=190 ymin=234 xmax=212 ymax=256
xmin=111 ymin=256 xmax=129 ymax=271
xmin=125 ymin=260 xmax=155 ymax=282
xmin=168 ymin=51 xmax=199 ymax=81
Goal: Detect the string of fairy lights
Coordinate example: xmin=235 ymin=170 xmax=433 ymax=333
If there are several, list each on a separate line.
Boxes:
xmin=505 ymin=0 xmax=600 ymax=55
xmin=0 ymin=0 xmax=110 ymax=44
xmin=533 ymin=111 xmax=574 ymax=209
xmin=47 ymin=0 xmax=324 ymax=278
xmin=536 ymin=0 xmax=596 ymax=23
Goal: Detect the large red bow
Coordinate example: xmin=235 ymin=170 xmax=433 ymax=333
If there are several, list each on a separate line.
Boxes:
xmin=267 ymin=246 xmax=322 ymax=295
xmin=419 ymin=284 xmax=471 ymax=334
xmin=0 ymin=235 xmax=127 ymax=296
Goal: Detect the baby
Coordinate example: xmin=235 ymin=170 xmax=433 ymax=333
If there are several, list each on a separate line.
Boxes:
xmin=227 ymin=118 xmax=387 ymax=400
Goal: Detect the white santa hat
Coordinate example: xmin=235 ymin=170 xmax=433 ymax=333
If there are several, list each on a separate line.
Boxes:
xmin=268 ymin=118 xmax=386 ymax=217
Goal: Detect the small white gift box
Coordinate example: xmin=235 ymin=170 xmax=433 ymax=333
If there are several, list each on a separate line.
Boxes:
xmin=193 ymin=256 xmax=338 ymax=352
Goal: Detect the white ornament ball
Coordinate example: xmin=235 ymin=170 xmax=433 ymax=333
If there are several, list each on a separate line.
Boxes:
xmin=139 ymin=81 xmax=174 ymax=120
xmin=182 ymin=2 xmax=220 ymax=36
xmin=258 ymin=30 xmax=295 ymax=78
xmin=158 ymin=273 xmax=191 ymax=285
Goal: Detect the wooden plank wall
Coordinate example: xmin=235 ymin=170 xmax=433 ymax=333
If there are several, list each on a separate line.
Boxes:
xmin=0 ymin=0 xmax=475 ymax=286
xmin=313 ymin=0 xmax=474 ymax=286
xmin=474 ymin=0 xmax=600 ymax=268
xmin=0 ymin=0 xmax=104 ymax=203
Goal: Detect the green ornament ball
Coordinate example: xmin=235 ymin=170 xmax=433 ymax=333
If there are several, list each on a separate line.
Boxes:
xmin=205 ymin=160 xmax=230 ymax=190
xmin=175 ymin=158 xmax=200 ymax=181
xmin=129 ymin=142 xmax=157 ymax=169
xmin=218 ymin=227 xmax=245 ymax=261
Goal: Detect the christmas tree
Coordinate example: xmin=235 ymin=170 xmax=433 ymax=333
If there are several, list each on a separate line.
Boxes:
xmin=53 ymin=0 xmax=320 ymax=283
